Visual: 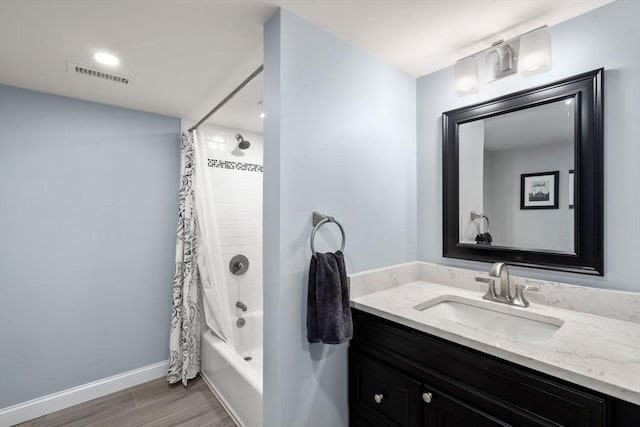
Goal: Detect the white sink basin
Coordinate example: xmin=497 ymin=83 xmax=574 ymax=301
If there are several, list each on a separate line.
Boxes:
xmin=414 ymin=295 xmax=563 ymax=343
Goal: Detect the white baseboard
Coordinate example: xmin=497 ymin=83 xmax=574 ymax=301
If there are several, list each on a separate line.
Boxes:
xmin=0 ymin=360 xmax=168 ymax=427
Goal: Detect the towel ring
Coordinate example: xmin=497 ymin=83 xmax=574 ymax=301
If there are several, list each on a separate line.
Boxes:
xmin=470 ymin=211 xmax=490 ymax=234
xmin=310 ymin=216 xmax=346 ymax=257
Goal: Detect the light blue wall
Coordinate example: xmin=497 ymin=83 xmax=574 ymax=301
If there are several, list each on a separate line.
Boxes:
xmin=264 ymin=9 xmax=416 ymax=426
xmin=0 ymin=85 xmax=181 ymax=408
xmin=417 ymin=0 xmax=640 ymax=292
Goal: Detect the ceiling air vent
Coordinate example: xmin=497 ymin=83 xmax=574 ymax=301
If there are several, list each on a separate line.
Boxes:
xmin=67 ymin=61 xmax=133 ymax=85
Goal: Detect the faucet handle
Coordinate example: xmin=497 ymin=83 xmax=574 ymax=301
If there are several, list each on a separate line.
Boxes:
xmin=516 ymin=284 xmax=539 ymax=293
xmin=513 ymin=284 xmax=538 ymax=307
xmin=476 ymin=276 xmax=497 ymax=300
xmin=475 ymin=277 xmax=495 ymax=285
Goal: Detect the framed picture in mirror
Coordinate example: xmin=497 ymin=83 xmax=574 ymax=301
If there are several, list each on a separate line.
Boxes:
xmin=521 ymin=171 xmax=559 ymax=210
xmin=569 ymin=169 xmax=575 ymax=209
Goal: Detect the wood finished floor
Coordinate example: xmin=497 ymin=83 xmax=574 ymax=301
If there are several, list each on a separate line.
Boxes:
xmin=15 ymin=375 xmax=237 ymax=427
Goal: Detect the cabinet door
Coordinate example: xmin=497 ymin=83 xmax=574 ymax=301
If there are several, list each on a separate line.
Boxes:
xmin=350 ymin=349 xmax=422 ymax=427
xmin=422 ymin=386 xmax=511 ymax=427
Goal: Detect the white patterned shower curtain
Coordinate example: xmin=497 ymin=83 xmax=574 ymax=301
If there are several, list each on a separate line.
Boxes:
xmin=168 ymin=130 xmax=234 ymax=385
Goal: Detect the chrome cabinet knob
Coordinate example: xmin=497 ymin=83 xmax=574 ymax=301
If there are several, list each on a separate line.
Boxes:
xmin=373 ymin=393 xmax=384 ymax=404
xmin=422 ymin=392 xmax=433 ymax=404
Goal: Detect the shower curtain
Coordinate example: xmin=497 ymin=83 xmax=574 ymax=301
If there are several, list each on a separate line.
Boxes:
xmin=193 ymin=130 xmax=236 ymax=349
xmin=168 ymin=130 xmax=235 ymax=385
xmin=168 ymin=131 xmax=201 ymax=385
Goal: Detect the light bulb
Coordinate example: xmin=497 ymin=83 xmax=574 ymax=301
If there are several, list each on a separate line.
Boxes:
xmin=454 ymin=56 xmax=479 ymax=96
xmin=519 ymin=27 xmax=551 ymax=77
xmin=94 ymin=52 xmax=119 ymax=66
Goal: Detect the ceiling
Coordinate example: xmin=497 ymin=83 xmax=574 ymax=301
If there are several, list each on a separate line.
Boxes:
xmin=0 ymin=0 xmax=612 ymax=130
xmin=207 ymin=73 xmax=264 ymax=133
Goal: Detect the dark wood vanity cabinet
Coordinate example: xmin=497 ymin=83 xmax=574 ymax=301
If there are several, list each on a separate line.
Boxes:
xmin=349 ymin=309 xmax=640 ymax=427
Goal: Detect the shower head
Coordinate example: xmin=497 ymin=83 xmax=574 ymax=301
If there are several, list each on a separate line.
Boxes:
xmin=235 ymin=133 xmax=251 ymax=150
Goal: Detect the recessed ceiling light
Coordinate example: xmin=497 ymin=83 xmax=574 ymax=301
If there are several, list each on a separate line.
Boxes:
xmin=565 ymin=99 xmax=573 ymax=105
xmin=94 ymin=52 xmax=119 ymax=66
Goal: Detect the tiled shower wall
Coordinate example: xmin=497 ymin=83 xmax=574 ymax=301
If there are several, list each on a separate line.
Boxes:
xmin=201 ymin=123 xmax=263 ymax=316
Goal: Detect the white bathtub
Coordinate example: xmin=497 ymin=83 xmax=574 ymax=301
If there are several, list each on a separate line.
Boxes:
xmin=201 ymin=310 xmax=263 ymax=427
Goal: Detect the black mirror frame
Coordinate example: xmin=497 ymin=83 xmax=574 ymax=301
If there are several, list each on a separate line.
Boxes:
xmin=442 ymin=69 xmax=604 ymax=276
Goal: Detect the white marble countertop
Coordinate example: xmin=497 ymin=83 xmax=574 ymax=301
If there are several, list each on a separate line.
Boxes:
xmin=351 ymin=280 xmax=640 ymax=406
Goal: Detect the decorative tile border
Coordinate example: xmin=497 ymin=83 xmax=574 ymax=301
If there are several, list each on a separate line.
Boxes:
xmin=207 ymin=159 xmax=263 ymax=172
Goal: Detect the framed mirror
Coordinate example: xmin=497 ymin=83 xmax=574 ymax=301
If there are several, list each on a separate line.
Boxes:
xmin=442 ymin=69 xmax=603 ymax=275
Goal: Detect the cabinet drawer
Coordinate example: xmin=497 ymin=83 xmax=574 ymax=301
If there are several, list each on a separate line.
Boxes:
xmin=422 ymin=385 xmax=511 ymax=427
xmin=349 ymin=349 xmax=422 ymax=427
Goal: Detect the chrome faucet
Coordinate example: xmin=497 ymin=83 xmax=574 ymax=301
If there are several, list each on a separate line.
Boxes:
xmin=236 ymin=301 xmax=248 ymax=312
xmin=475 ymin=262 xmax=538 ymax=307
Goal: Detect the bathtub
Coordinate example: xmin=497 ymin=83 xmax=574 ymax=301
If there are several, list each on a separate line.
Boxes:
xmin=201 ymin=310 xmax=263 ymax=427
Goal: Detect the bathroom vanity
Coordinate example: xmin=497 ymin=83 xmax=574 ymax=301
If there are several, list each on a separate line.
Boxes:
xmin=349 ymin=310 xmax=637 ymax=426
xmin=347 ymin=263 xmax=640 ymax=427
xmin=346 ymin=69 xmax=639 ymax=426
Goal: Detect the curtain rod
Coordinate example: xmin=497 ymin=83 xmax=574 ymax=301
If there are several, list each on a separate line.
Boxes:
xmin=189 ymin=64 xmax=264 ymax=132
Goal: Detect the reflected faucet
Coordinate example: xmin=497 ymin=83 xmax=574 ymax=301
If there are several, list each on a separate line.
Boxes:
xmin=236 ymin=301 xmax=248 ymax=312
xmin=475 ymin=262 xmax=538 ymax=307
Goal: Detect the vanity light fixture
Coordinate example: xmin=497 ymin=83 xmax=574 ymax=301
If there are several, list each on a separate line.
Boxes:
xmin=519 ymin=27 xmax=552 ymax=76
xmin=454 ymin=56 xmax=479 ymax=95
xmin=454 ymin=26 xmax=552 ymax=96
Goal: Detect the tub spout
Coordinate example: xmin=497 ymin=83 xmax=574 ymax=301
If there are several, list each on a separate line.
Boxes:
xmin=236 ymin=301 xmax=248 ymax=312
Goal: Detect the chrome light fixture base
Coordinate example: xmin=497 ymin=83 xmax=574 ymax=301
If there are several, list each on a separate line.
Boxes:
xmin=486 ymin=39 xmax=520 ymax=82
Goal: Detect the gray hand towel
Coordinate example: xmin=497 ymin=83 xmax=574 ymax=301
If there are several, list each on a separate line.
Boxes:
xmin=307 ymin=250 xmax=353 ymax=344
